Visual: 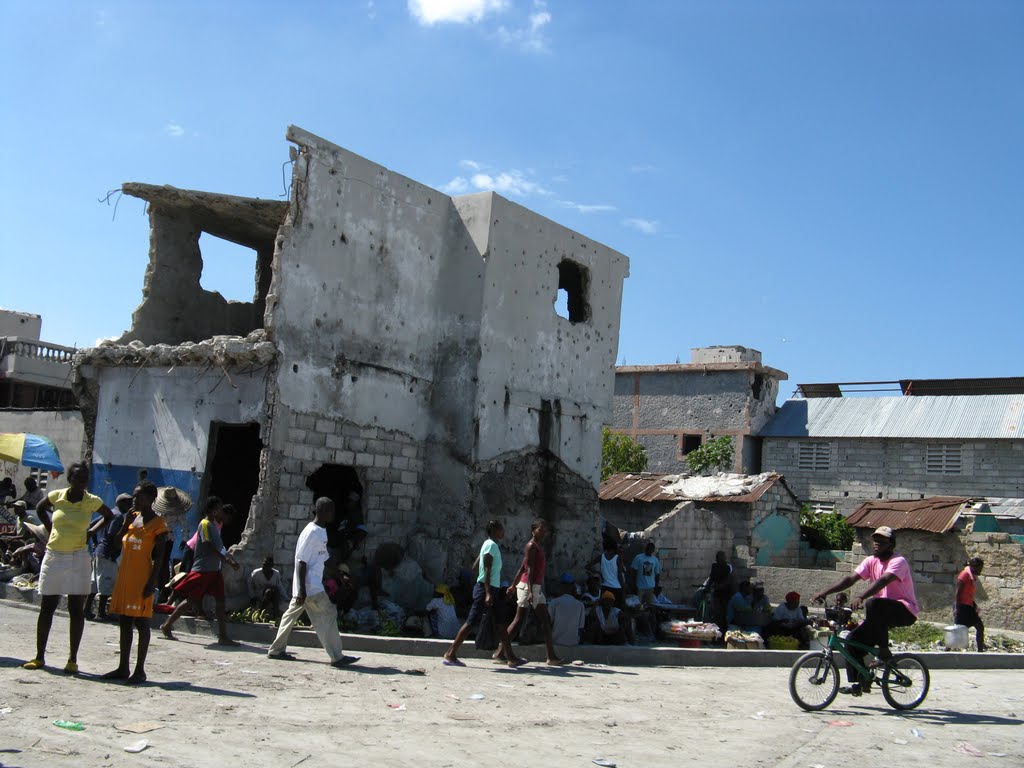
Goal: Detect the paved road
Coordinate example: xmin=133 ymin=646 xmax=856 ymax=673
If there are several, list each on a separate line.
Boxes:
xmin=0 ymin=603 xmax=1020 ymax=767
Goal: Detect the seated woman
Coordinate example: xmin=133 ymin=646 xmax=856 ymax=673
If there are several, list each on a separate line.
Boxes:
xmin=766 ymin=591 xmax=813 ymax=648
xmin=587 ymin=591 xmax=629 ymax=645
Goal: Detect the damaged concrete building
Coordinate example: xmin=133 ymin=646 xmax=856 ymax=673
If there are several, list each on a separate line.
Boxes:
xmin=74 ymin=126 xmax=630 ymax=593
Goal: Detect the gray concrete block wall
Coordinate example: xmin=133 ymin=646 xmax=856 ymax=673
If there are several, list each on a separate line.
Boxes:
xmin=272 ymin=410 xmax=423 ymax=572
xmin=763 ymin=437 xmax=1024 ymax=516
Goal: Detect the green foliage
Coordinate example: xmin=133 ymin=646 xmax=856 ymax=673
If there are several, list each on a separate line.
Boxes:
xmin=601 ymin=428 xmax=648 ymax=481
xmin=685 ymin=436 xmax=734 ymax=475
xmin=800 ymin=505 xmax=855 ymax=550
xmin=890 ymin=622 xmax=944 ymax=646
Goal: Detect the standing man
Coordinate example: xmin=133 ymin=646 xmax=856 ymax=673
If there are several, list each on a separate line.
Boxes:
xmin=268 ymin=497 xmax=359 ymax=667
xmin=812 ymin=526 xmax=919 ymax=696
xmin=630 ymin=541 xmax=662 ymax=603
xmin=443 ymin=520 xmax=524 ymax=668
xmin=954 ymin=556 xmax=985 ymax=652
xmin=506 ymin=518 xmax=564 ymax=665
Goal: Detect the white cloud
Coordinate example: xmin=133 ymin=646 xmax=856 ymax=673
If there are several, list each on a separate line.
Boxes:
xmin=557 ymin=200 xmax=616 ymax=214
xmin=164 ymin=122 xmax=185 ymax=138
xmin=441 ymin=176 xmax=471 ymax=194
xmin=471 ymin=170 xmax=549 ymax=197
xmin=495 ymin=0 xmax=550 ymax=52
xmin=459 ymin=159 xmax=483 ymax=171
xmin=408 ymin=0 xmax=507 ymax=25
xmin=623 ymin=217 xmax=659 ymax=234
xmin=367 ymin=1 xmax=377 ymax=20
xmin=630 ymin=164 xmax=659 ymax=173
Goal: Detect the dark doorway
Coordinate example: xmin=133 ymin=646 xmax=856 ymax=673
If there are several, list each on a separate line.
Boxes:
xmin=306 ymin=464 xmax=364 ymax=549
xmin=204 ymin=422 xmax=263 ymax=548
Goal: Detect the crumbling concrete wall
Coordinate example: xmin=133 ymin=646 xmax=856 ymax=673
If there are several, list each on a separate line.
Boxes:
xmin=118 ymin=185 xmax=287 ymax=346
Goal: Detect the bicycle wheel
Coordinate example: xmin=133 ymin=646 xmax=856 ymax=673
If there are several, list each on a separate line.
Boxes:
xmin=881 ymin=654 xmax=930 ymax=710
xmin=789 ymin=651 xmax=839 ymax=711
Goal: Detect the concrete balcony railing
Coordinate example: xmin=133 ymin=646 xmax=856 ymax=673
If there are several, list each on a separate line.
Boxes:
xmin=0 ymin=336 xmax=76 ymax=389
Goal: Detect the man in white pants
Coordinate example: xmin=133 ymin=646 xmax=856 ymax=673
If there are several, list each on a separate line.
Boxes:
xmin=268 ymin=497 xmax=359 ymax=667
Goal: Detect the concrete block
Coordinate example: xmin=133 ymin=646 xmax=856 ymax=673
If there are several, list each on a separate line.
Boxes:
xmin=401 ymin=445 xmax=418 ymax=458
xmin=287 ymin=428 xmax=306 ymax=443
xmin=367 ymin=439 xmax=386 ymax=454
xmin=397 ymin=497 xmax=413 ymax=511
xmin=374 ymin=454 xmax=392 ymax=468
xmin=401 ymin=470 xmax=418 ymax=485
xmin=296 ymin=414 xmax=316 ymax=430
xmin=336 ymin=450 xmax=355 ymax=465
xmin=326 ymin=434 xmax=345 ymax=450
xmin=349 ymin=438 xmax=367 ymax=452
xmin=315 ymin=418 xmax=334 ymax=433
xmin=306 ymin=431 xmax=326 ymax=447
xmin=360 ymin=427 xmax=378 ymax=439
xmin=366 ymin=467 xmax=385 ymax=481
xmin=355 ymin=453 xmax=374 ymax=467
xmin=392 ymin=456 xmax=409 ymax=470
xmin=294 ymin=445 xmax=313 ymax=461
xmin=341 ymin=423 xmax=361 ymax=438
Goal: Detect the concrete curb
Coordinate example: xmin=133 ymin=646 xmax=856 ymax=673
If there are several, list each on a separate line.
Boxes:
xmin=3 ymin=590 xmax=1022 ymax=669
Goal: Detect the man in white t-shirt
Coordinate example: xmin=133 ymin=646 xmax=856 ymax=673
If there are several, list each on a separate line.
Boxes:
xmin=547 ymin=573 xmax=586 ymax=647
xmin=268 ymin=498 xmax=359 ymax=667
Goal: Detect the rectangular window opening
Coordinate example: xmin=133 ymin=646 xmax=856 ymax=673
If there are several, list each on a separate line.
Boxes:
xmin=199 ymin=233 xmax=259 ymax=303
xmin=555 ymin=260 xmax=590 ymax=324
xmin=682 ymin=434 xmax=702 ymax=455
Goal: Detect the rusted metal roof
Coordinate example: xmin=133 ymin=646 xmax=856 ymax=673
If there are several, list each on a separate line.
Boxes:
xmin=846 ymin=497 xmax=971 ymax=534
xmin=599 ymin=473 xmax=789 ymax=505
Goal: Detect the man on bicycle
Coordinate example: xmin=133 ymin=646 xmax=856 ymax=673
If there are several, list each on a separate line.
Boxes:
xmin=811 ymin=526 xmax=919 ymax=696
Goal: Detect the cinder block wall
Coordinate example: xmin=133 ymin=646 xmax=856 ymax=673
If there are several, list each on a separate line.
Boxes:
xmin=763 ymin=438 xmax=1024 ymax=515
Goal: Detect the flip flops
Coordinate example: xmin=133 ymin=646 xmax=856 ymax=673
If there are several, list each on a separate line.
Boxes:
xmin=442 ymin=658 xmax=466 ymax=667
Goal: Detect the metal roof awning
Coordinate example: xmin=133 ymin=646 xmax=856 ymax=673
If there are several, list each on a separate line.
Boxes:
xmin=846 ymin=497 xmax=972 ymax=534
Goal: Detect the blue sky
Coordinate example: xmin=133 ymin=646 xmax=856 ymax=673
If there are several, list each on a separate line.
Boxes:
xmin=2 ymin=1 xmax=1022 ymax=402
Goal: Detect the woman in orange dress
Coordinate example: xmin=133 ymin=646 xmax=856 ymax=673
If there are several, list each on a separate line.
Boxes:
xmin=104 ymin=481 xmax=169 ymax=684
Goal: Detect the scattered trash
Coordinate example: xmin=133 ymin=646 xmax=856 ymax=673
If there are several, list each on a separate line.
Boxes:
xmin=493 ymin=683 xmax=514 ymax=689
xmin=571 ymin=660 xmax=586 ymax=666
xmin=750 ymin=711 xmax=766 ymax=720
xmin=212 ymin=661 xmax=231 ymax=666
xmin=0 ymin=707 xmax=12 ymax=717
xmin=239 ymin=670 xmax=259 ymax=675
xmin=809 ymin=764 xmax=825 ymax=768
xmin=387 ymin=704 xmax=407 ymax=711
xmin=469 ymin=693 xmax=485 ymax=700
xmin=592 ymin=759 xmax=617 ymax=767
xmin=123 ymin=739 xmax=149 ymax=753
xmin=911 ymin=728 xmax=924 ymax=739
xmin=828 ymin=721 xmax=853 ymax=727
xmin=53 ymin=720 xmax=85 ymax=731
xmin=893 ymin=739 xmax=908 ymax=745
xmin=446 ymin=694 xmax=460 ymax=700
xmin=115 ymin=722 xmax=164 ymax=734
xmin=953 ymin=742 xmax=985 ymax=757
xmin=990 ymin=753 xmax=1007 ymax=758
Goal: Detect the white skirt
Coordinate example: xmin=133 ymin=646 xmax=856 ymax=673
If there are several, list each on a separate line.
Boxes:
xmin=38 ymin=549 xmax=92 ymax=596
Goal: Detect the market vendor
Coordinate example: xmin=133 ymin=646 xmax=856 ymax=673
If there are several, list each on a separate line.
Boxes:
xmin=588 ymin=590 xmax=631 ymax=645
xmin=766 ymin=591 xmax=812 ymax=647
xmin=726 ymin=580 xmax=760 ymax=632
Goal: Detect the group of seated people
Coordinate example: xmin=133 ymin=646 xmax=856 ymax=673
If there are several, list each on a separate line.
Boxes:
xmin=724 ymin=579 xmax=820 ymax=647
xmin=0 ymin=499 xmax=47 ymax=583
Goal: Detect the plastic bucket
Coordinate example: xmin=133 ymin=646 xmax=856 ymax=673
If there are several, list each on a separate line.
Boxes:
xmin=944 ymin=624 xmax=968 ymax=650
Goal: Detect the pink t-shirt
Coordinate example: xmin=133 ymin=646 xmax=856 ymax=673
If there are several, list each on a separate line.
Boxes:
xmin=855 ymin=554 xmax=919 ymax=616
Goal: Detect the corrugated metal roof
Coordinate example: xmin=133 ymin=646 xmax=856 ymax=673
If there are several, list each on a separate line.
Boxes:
xmin=846 ymin=497 xmax=970 ymax=534
xmin=599 ymin=473 xmax=788 ymax=505
xmin=759 ymin=395 xmax=1024 ymax=439
xmin=965 ymin=498 xmax=1024 ymax=521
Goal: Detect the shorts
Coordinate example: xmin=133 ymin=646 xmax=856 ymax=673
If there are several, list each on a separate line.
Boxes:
xmin=515 ymin=582 xmax=546 ymax=608
xmin=94 ymin=557 xmax=119 ymax=595
xmin=172 ymin=570 xmax=225 ymax=601
xmin=38 ymin=549 xmax=92 ymax=596
xmin=465 ymin=581 xmax=502 ymax=627
xmin=954 ymin=602 xmax=983 ymax=629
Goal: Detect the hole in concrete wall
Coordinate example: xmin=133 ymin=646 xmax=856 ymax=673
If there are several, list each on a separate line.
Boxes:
xmin=199 ymin=233 xmax=258 ymax=302
xmin=752 ymin=374 xmax=765 ymax=400
xmin=203 ymin=422 xmax=263 ymax=549
xmin=682 ymin=434 xmax=702 ymax=455
xmin=555 ymin=260 xmax=590 ymax=324
xmin=306 ymin=464 xmax=364 ymax=551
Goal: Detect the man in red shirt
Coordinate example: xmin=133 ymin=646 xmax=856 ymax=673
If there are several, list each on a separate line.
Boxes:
xmin=954 ymin=556 xmax=985 ymax=652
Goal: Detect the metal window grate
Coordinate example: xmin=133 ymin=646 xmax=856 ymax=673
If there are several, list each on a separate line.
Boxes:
xmin=797 ymin=442 xmax=831 ymax=472
xmin=926 ymin=444 xmax=962 ymax=475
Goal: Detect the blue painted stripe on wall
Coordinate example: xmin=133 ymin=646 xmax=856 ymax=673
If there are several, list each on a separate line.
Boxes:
xmin=91 ymin=464 xmax=201 ymax=548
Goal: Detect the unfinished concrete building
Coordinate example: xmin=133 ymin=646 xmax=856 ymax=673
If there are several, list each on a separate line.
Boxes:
xmin=74 ymin=126 xmax=630 ymax=593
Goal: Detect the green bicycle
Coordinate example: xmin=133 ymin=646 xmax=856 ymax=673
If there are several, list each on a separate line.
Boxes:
xmin=789 ymin=614 xmax=930 ymax=711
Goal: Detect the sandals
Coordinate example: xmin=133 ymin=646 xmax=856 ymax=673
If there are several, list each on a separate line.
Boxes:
xmin=22 ymin=658 xmax=44 ymax=670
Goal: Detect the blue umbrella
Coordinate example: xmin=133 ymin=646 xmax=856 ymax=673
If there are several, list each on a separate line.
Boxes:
xmin=0 ymin=432 xmax=65 ymax=474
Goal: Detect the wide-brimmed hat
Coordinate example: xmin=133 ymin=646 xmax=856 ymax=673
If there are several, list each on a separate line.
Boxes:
xmin=153 ymin=487 xmax=192 ymax=517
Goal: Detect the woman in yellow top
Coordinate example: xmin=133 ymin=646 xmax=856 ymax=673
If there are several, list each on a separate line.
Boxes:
xmin=24 ymin=462 xmax=113 ymax=673
xmin=103 ymin=480 xmax=169 ymax=684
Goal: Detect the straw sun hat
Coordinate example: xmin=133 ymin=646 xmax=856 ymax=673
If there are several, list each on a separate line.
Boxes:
xmin=153 ymin=487 xmax=192 ymax=519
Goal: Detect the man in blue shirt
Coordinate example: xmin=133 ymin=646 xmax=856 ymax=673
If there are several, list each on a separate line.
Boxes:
xmin=630 ymin=541 xmax=662 ymax=603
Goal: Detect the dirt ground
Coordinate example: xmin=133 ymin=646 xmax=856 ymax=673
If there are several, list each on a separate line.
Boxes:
xmin=0 ymin=603 xmax=1021 ymax=768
